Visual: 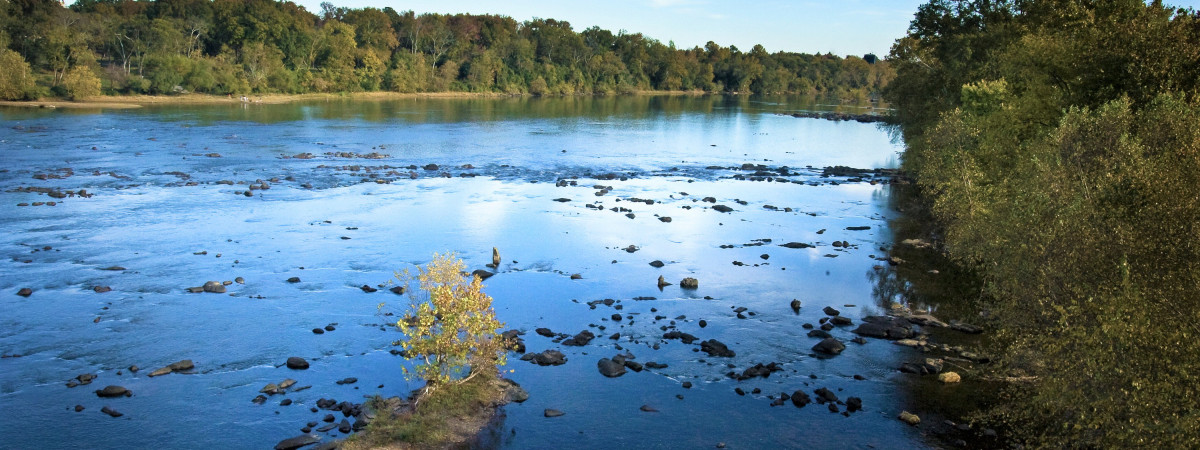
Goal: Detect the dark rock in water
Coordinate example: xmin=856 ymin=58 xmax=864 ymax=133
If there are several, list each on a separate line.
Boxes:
xmin=807 ymin=329 xmax=832 ymax=339
xmin=780 ymin=242 xmax=813 ymax=249
xmin=680 ymin=277 xmax=699 ymax=289
xmin=853 ymin=316 xmax=915 ymax=340
xmin=640 ymin=404 xmax=659 ymax=412
xmin=544 ymin=409 xmax=565 ymax=418
xmin=169 ymin=359 xmax=194 ymax=371
xmin=570 ymin=273 xmax=582 ymax=280
xmin=700 ymin=339 xmax=735 ymax=357
xmin=649 ymin=260 xmax=665 ymax=268
xmin=202 ymin=281 xmax=225 ymax=293
xmin=597 ymin=358 xmax=627 ymax=377
xmin=790 ymin=299 xmax=802 ymax=312
xmin=422 ymin=164 xmax=439 ymax=171
xmin=553 ymin=198 xmax=571 ymax=202
xmin=336 ymin=377 xmax=358 ymax=385
xmin=17 ymin=288 xmax=32 ymax=297
xmin=74 ymin=405 xmax=85 ymax=412
xmin=535 ymin=328 xmax=555 ymax=337
xmin=846 ymin=226 xmax=871 ymax=231
xmin=791 ymin=390 xmax=811 ymax=407
xmin=610 ymin=313 xmax=622 ymax=322
xmin=389 ymin=286 xmax=405 ymax=295
xmin=100 ymin=266 xmax=126 ymax=271
xmin=74 ymin=373 xmax=97 ymax=385
xmin=471 ymin=269 xmax=494 ymax=281
xmin=698 ymin=320 xmax=707 ymax=328
xmin=359 ymin=285 xmax=377 ymax=293
xmin=822 ymin=306 xmax=840 ymax=316
xmin=851 ymin=337 xmax=868 ymax=345
xmin=93 ymin=286 xmax=112 ymax=293
xmin=658 ymin=216 xmax=672 ymax=223
xmin=846 ymin=397 xmax=863 ymax=412
xmin=831 ymin=316 xmax=853 ymax=326
xmin=286 ymin=277 xmax=301 ymax=283
xmin=645 ymin=362 xmax=668 ymax=369
xmin=812 ymin=338 xmax=846 ymax=356
xmin=814 ymin=387 xmax=838 ymax=404
xmin=312 ymin=328 xmax=325 ymax=334
xmin=280 ymin=399 xmax=293 ymax=406
xmin=657 ymin=276 xmax=671 ymax=288
xmin=274 ymin=434 xmax=321 ymax=450
xmin=100 ymin=406 xmax=123 ymax=417
xmin=899 ymin=362 xmax=928 ymax=375
xmin=682 ymin=381 xmax=693 ymax=389
xmin=324 ymin=325 xmax=335 ymax=332
xmin=522 ymin=350 xmax=566 ymax=366
xmin=252 ymin=395 xmax=268 ymax=404
xmin=95 ymin=385 xmax=131 ymax=397
xmin=315 ymin=423 xmax=336 ymax=433
xmin=338 ymin=418 xmax=352 ymax=434
xmin=624 ymin=360 xmax=644 ymax=372
xmin=286 ymin=357 xmax=309 ymax=370
xmin=663 ymin=331 xmax=699 ymax=344
xmin=713 ymin=205 xmax=733 ymax=213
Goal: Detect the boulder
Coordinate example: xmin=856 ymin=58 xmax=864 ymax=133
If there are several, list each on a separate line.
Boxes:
xmin=852 ymin=316 xmax=915 ymax=340
xmin=95 ymin=385 xmax=131 ymax=398
xmin=286 ymin=357 xmax=309 ymax=370
xmin=846 ymin=397 xmax=863 ymax=412
xmin=492 ymin=247 xmax=501 ymax=268
xmin=202 ymin=281 xmax=225 ymax=293
xmin=700 ymin=339 xmax=735 ymax=357
xmin=93 ymin=286 xmax=112 ymax=293
xmin=822 ymin=306 xmax=840 ymax=316
xmin=657 ymin=276 xmax=671 ymax=288
xmin=790 ymin=390 xmax=811 ymax=407
xmin=17 ymin=288 xmax=32 ymax=297
xmin=680 ymin=277 xmax=699 ymax=289
xmin=649 ymin=260 xmax=665 ymax=268
xmin=100 ymin=406 xmax=123 ymax=418
xmin=274 ymin=434 xmax=321 ymax=450
xmin=544 ymin=409 xmax=565 ymax=418
xmin=471 ymin=269 xmax=494 ymax=281
xmin=597 ymin=358 xmax=627 ymax=377
xmin=811 ymin=338 xmax=846 ymax=356
xmin=522 ymin=350 xmax=566 ymax=366
xmin=780 ymin=242 xmax=813 ymax=249
xmin=790 ymin=299 xmax=802 ymax=312
xmin=938 ymin=372 xmax=962 ymax=383
xmin=713 ymin=205 xmax=733 ymax=213
xmin=898 ymin=411 xmax=921 ymax=426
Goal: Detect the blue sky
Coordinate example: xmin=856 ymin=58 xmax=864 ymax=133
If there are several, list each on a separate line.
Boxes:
xmin=293 ymin=0 xmax=1200 ymax=57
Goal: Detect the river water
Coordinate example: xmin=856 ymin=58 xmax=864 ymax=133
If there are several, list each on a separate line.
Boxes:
xmin=0 ymin=95 xmax=972 ymax=449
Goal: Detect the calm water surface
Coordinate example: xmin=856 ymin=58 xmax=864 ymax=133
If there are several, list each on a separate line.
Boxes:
xmin=0 ymin=96 xmax=968 ymax=449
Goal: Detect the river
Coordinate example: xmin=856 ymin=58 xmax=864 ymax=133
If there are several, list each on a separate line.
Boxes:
xmin=0 ymin=95 xmax=982 ymax=449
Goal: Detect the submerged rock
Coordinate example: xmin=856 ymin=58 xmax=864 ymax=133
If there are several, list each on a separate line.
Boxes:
xmin=100 ymin=406 xmax=123 ymax=418
xmin=812 ymin=338 xmax=846 ymax=356
xmin=95 ymin=385 xmax=131 ymax=398
xmin=286 ymin=357 xmax=309 ymax=370
xmin=597 ymin=358 xmax=627 ymax=377
xmin=700 ymin=339 xmax=735 ymax=357
xmin=274 ymin=434 xmax=320 ymax=450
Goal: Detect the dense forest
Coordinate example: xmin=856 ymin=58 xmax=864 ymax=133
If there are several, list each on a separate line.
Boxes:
xmin=886 ymin=0 xmax=1200 ymax=446
xmin=0 ymin=0 xmax=893 ymax=101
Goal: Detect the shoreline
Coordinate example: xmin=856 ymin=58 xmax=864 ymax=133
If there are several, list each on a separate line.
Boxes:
xmin=0 ymin=90 xmax=713 ymax=110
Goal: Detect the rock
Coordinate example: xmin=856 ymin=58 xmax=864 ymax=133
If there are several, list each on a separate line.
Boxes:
xmin=523 ymin=350 xmax=566 ymax=366
xmin=360 ymin=285 xmax=377 ymax=293
xmin=812 ymin=338 xmax=846 ymax=356
xmin=423 ymin=164 xmax=439 ymax=171
xmin=544 ymin=409 xmax=565 ymax=418
xmin=898 ymin=411 xmax=921 ymax=426
xmin=202 ymin=281 xmax=225 ymax=293
xmin=790 ymin=299 xmax=802 ymax=312
xmin=814 ymin=387 xmax=839 ymax=404
xmin=846 ymin=397 xmax=863 ymax=412
xmin=680 ymin=277 xmax=699 ymax=289
xmin=93 ymin=286 xmax=112 ymax=293
xmin=492 ymin=247 xmax=501 ymax=267
xmin=807 ymin=329 xmax=832 ymax=339
xmin=894 ymin=339 xmax=921 ymax=347
xmin=852 ymin=316 xmax=915 ymax=340
xmin=700 ymin=339 xmax=735 ymax=357
xmin=713 ymin=205 xmax=733 ymax=213
xmin=597 ymin=358 xmax=627 ymax=377
xmin=657 ymin=274 xmax=676 ymax=289
xmin=649 ymin=260 xmax=665 ymax=268
xmin=338 ymin=418 xmax=352 ymax=433
xmin=149 ymin=367 xmax=172 ymax=377
xmin=624 ymin=360 xmax=644 ymax=372
xmin=535 ymin=328 xmax=555 ymax=337
xmin=570 ymin=273 xmax=582 ymax=280
xmin=101 ymin=266 xmax=126 ymax=271
xmin=389 ymin=286 xmax=405 ymax=295
xmin=471 ymin=269 xmax=494 ymax=281
xmin=780 ymin=242 xmax=813 ymax=249
xmin=75 ymin=373 xmax=97 ymax=385
xmin=501 ymin=379 xmax=528 ymax=403
xmin=822 ymin=306 xmax=840 ymax=316
xmin=274 ymin=434 xmax=321 ymax=450
xmin=235 ymin=277 xmax=245 ymax=284
xmin=312 ymin=328 xmax=325 ymax=334
xmin=336 ymin=377 xmax=358 ymax=385
xmin=17 ymin=288 xmax=32 ymax=297
xmin=938 ymin=372 xmax=962 ymax=383
xmin=662 ymin=331 xmax=699 ymax=344
xmin=950 ymin=320 xmax=983 ymax=334
xmin=74 ymin=405 xmax=85 ymax=412
xmin=790 ymin=390 xmax=811 ymax=407
xmin=640 ymin=404 xmax=659 ymax=412
xmin=95 ymin=385 xmax=131 ymax=397
xmin=658 ymin=216 xmax=672 ymax=223
xmin=261 ymin=383 xmax=280 ymax=394
xmin=846 ymin=226 xmax=871 ymax=231
xmin=286 ymin=277 xmax=301 ymax=283
xmin=830 ymin=316 xmax=853 ymax=326
xmin=286 ymin=357 xmax=309 ymax=370
xmin=100 ymin=406 xmax=123 ymax=417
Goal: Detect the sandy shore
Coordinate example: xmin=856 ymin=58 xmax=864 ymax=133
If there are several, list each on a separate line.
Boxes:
xmin=0 ymin=90 xmax=708 ymax=110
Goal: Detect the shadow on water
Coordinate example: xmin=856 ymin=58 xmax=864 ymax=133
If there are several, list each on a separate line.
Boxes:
xmin=872 ymin=181 xmax=1010 ymax=448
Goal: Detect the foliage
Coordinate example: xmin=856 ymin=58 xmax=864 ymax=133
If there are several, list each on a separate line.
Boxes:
xmin=887 ymin=0 xmax=1200 ymax=447
xmin=0 ymin=48 xmax=35 ymax=100
xmin=395 ymin=253 xmax=504 ymax=395
xmin=62 ymin=65 xmax=101 ymax=99
xmin=3 ymin=0 xmax=895 ymax=98
xmin=343 ymin=372 xmax=503 ymax=449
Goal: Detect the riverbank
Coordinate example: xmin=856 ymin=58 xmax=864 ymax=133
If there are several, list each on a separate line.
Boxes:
xmin=0 ymin=89 xmax=713 ymax=110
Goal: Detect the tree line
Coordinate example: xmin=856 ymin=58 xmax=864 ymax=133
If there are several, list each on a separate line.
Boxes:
xmin=886 ymin=0 xmax=1200 ymax=446
xmin=0 ymin=0 xmax=893 ymax=100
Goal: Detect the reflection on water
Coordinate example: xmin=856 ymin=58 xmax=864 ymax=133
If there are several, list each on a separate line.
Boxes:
xmin=0 ymin=95 xmax=982 ymax=450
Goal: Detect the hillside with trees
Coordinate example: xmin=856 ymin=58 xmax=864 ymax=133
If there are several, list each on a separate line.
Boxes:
xmin=0 ymin=0 xmax=893 ymax=100
xmin=886 ymin=0 xmax=1200 ymax=446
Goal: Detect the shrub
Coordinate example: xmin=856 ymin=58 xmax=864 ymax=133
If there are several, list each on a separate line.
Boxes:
xmin=395 ymin=253 xmax=504 ymax=400
xmin=62 ymin=66 xmax=101 ymax=100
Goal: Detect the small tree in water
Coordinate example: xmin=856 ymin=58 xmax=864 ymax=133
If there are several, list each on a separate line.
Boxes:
xmin=395 ymin=253 xmax=504 ymax=400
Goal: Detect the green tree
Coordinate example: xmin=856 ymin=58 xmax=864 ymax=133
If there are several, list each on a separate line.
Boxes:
xmin=394 ymin=253 xmax=505 ymax=400
xmin=0 ymin=49 xmax=35 ymax=100
xmin=62 ymin=65 xmax=101 ymax=99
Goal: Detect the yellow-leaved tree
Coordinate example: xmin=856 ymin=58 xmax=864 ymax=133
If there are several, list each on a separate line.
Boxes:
xmin=395 ymin=253 xmax=504 ymax=401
